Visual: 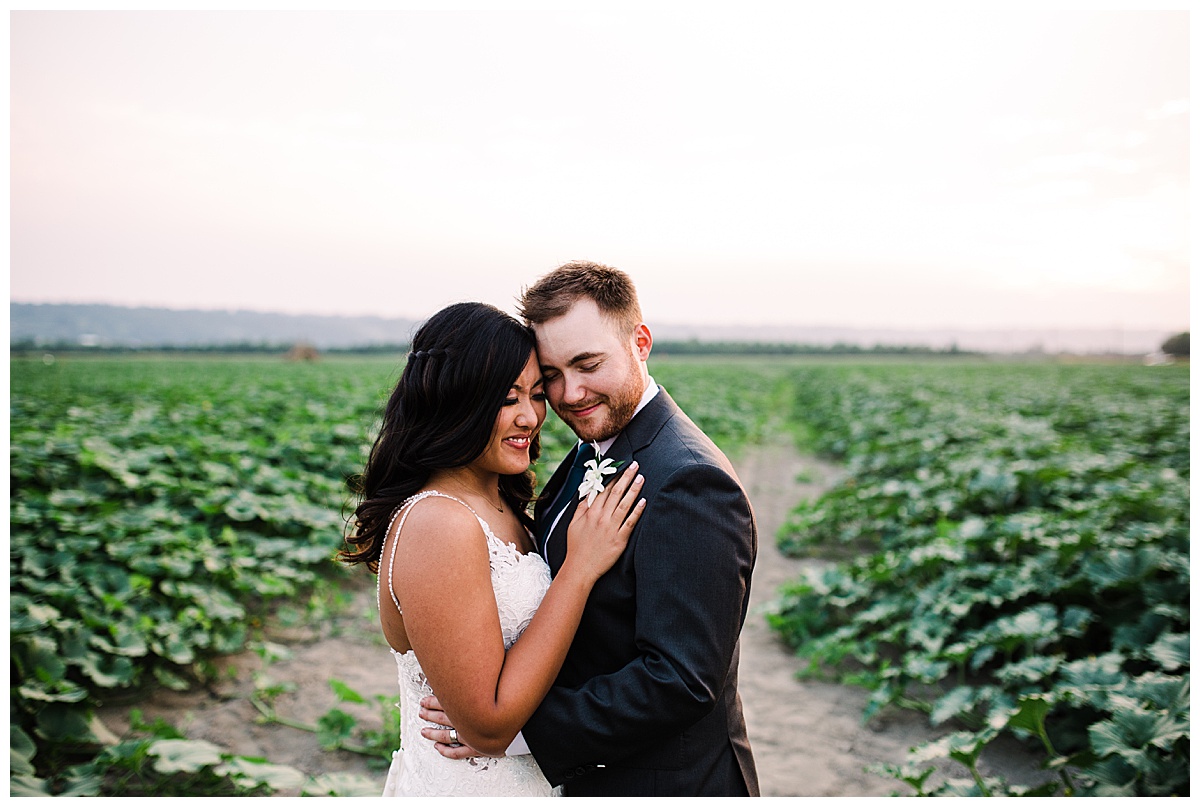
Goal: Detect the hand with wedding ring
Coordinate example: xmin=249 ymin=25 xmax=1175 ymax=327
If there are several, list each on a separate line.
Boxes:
xmin=419 ymin=695 xmax=493 ymax=760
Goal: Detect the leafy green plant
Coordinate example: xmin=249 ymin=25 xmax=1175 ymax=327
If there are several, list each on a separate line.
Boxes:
xmin=249 ymin=674 xmax=399 ymax=763
xmin=38 ymin=708 xmax=379 ymax=796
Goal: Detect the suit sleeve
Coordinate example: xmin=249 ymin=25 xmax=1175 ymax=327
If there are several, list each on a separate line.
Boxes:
xmin=522 ymin=461 xmax=756 ymax=785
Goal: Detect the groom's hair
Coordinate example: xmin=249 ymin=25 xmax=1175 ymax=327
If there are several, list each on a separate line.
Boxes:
xmin=518 ymin=260 xmax=643 ymax=338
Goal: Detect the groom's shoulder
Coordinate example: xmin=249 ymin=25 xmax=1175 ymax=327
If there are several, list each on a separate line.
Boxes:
xmin=649 ymin=397 xmax=731 ymax=470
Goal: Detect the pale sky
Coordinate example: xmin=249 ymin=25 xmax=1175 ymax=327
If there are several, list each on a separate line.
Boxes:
xmin=9 ymin=6 xmax=1192 ymax=331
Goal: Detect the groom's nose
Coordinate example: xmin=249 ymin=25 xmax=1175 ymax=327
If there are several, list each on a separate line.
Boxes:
xmin=560 ymin=373 xmax=588 ymax=405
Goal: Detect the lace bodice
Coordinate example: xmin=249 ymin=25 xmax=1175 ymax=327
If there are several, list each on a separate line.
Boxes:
xmin=378 ymin=491 xmax=554 ymax=797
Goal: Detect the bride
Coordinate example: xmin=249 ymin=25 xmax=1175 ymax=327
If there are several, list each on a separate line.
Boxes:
xmin=340 ymin=302 xmax=645 ymax=796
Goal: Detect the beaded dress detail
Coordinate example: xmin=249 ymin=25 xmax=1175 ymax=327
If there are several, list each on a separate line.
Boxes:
xmin=379 ymin=491 xmax=554 ymax=797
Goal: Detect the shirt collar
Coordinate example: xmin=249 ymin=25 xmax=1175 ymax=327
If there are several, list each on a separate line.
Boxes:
xmin=587 ymin=374 xmax=658 ymax=457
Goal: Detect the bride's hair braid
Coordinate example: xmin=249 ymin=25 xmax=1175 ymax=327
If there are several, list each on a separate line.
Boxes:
xmin=340 ymin=302 xmax=540 ymax=572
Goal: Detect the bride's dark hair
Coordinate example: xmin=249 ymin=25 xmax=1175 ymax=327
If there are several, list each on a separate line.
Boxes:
xmin=341 ymin=301 xmax=541 ymax=572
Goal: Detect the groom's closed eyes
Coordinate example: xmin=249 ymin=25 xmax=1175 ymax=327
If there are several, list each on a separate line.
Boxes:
xmin=541 ymin=352 xmax=605 ymax=381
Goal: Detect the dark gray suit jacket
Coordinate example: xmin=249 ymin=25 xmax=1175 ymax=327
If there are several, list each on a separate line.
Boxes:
xmin=524 ymin=387 xmax=759 ymax=796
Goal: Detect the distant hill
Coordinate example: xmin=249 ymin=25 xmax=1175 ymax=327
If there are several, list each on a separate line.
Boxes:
xmin=10 ymin=303 xmax=420 ymax=350
xmin=9 ymin=302 xmax=1175 ymax=355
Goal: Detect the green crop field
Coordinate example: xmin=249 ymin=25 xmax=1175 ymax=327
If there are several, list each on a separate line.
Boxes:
xmin=10 ymin=353 xmax=1189 ymax=796
xmin=769 ymin=360 xmax=1189 ymax=796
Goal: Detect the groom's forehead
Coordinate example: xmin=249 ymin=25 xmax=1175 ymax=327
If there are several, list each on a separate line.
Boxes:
xmin=534 ymin=301 xmax=624 ymax=345
xmin=533 ymin=325 xmax=608 ymax=365
xmin=534 ymin=325 xmax=622 ymax=367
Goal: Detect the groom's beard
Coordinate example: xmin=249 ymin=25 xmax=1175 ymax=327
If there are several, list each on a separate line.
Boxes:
xmin=555 ymin=363 xmax=645 ymax=444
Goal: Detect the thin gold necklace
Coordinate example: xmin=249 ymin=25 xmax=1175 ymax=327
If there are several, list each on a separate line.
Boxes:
xmin=486 ymin=490 xmax=504 ymax=512
xmin=444 ymin=485 xmax=503 ymax=513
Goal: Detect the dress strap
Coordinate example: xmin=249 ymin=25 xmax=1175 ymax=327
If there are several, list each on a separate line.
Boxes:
xmin=379 ymin=490 xmax=486 ymax=615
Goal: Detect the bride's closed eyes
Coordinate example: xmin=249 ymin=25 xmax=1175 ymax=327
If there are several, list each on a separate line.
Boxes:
xmin=504 ymin=392 xmax=547 ymax=406
xmin=504 ymin=379 xmax=546 ymax=406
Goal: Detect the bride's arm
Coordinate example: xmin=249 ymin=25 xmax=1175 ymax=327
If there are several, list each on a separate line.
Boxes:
xmin=391 ymin=468 xmax=644 ymax=756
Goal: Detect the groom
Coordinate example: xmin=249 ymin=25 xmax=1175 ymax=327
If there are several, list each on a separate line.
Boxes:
xmin=429 ymin=261 xmax=759 ymax=796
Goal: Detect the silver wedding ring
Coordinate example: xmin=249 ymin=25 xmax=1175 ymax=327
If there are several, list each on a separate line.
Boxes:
xmin=448 ymin=728 xmax=459 ymax=745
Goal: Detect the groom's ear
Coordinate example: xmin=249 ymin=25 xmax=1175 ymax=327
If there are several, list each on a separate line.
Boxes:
xmin=632 ymin=323 xmax=652 ymax=361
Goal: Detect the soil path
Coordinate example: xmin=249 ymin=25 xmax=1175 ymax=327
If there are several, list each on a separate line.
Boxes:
xmin=733 ymin=442 xmax=938 ymax=795
xmin=98 ymin=442 xmax=1042 ymax=796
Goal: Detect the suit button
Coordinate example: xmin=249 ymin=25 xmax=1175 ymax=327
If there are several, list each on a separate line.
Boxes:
xmin=575 ymin=766 xmax=586 ymax=775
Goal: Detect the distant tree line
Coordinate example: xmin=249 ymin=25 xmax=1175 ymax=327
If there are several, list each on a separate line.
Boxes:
xmin=651 ymin=340 xmax=973 ymax=356
xmin=11 ymin=338 xmax=974 ymax=357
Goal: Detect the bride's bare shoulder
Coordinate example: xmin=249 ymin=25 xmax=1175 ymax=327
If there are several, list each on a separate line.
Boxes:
xmin=393 ymin=493 xmax=484 ymax=551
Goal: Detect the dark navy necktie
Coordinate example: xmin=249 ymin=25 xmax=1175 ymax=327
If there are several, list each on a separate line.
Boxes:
xmin=540 ymin=442 xmax=595 ymax=554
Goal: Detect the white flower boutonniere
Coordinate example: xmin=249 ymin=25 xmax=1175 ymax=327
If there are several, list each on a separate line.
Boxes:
xmin=577 ymin=443 xmax=624 ymax=506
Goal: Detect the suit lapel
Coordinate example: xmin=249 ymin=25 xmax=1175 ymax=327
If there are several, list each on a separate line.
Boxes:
xmin=536 ymin=442 xmax=583 ymax=560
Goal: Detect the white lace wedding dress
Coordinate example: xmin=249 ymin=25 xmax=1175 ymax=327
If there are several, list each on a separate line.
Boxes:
xmin=379 ymin=491 xmax=556 ymax=797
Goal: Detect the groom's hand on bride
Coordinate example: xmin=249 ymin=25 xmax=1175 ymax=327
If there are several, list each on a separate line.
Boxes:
xmin=419 ymin=695 xmax=496 ymax=760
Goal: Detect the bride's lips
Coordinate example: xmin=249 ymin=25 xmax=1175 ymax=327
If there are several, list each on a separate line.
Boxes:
xmin=503 ymin=434 xmax=532 ymax=452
